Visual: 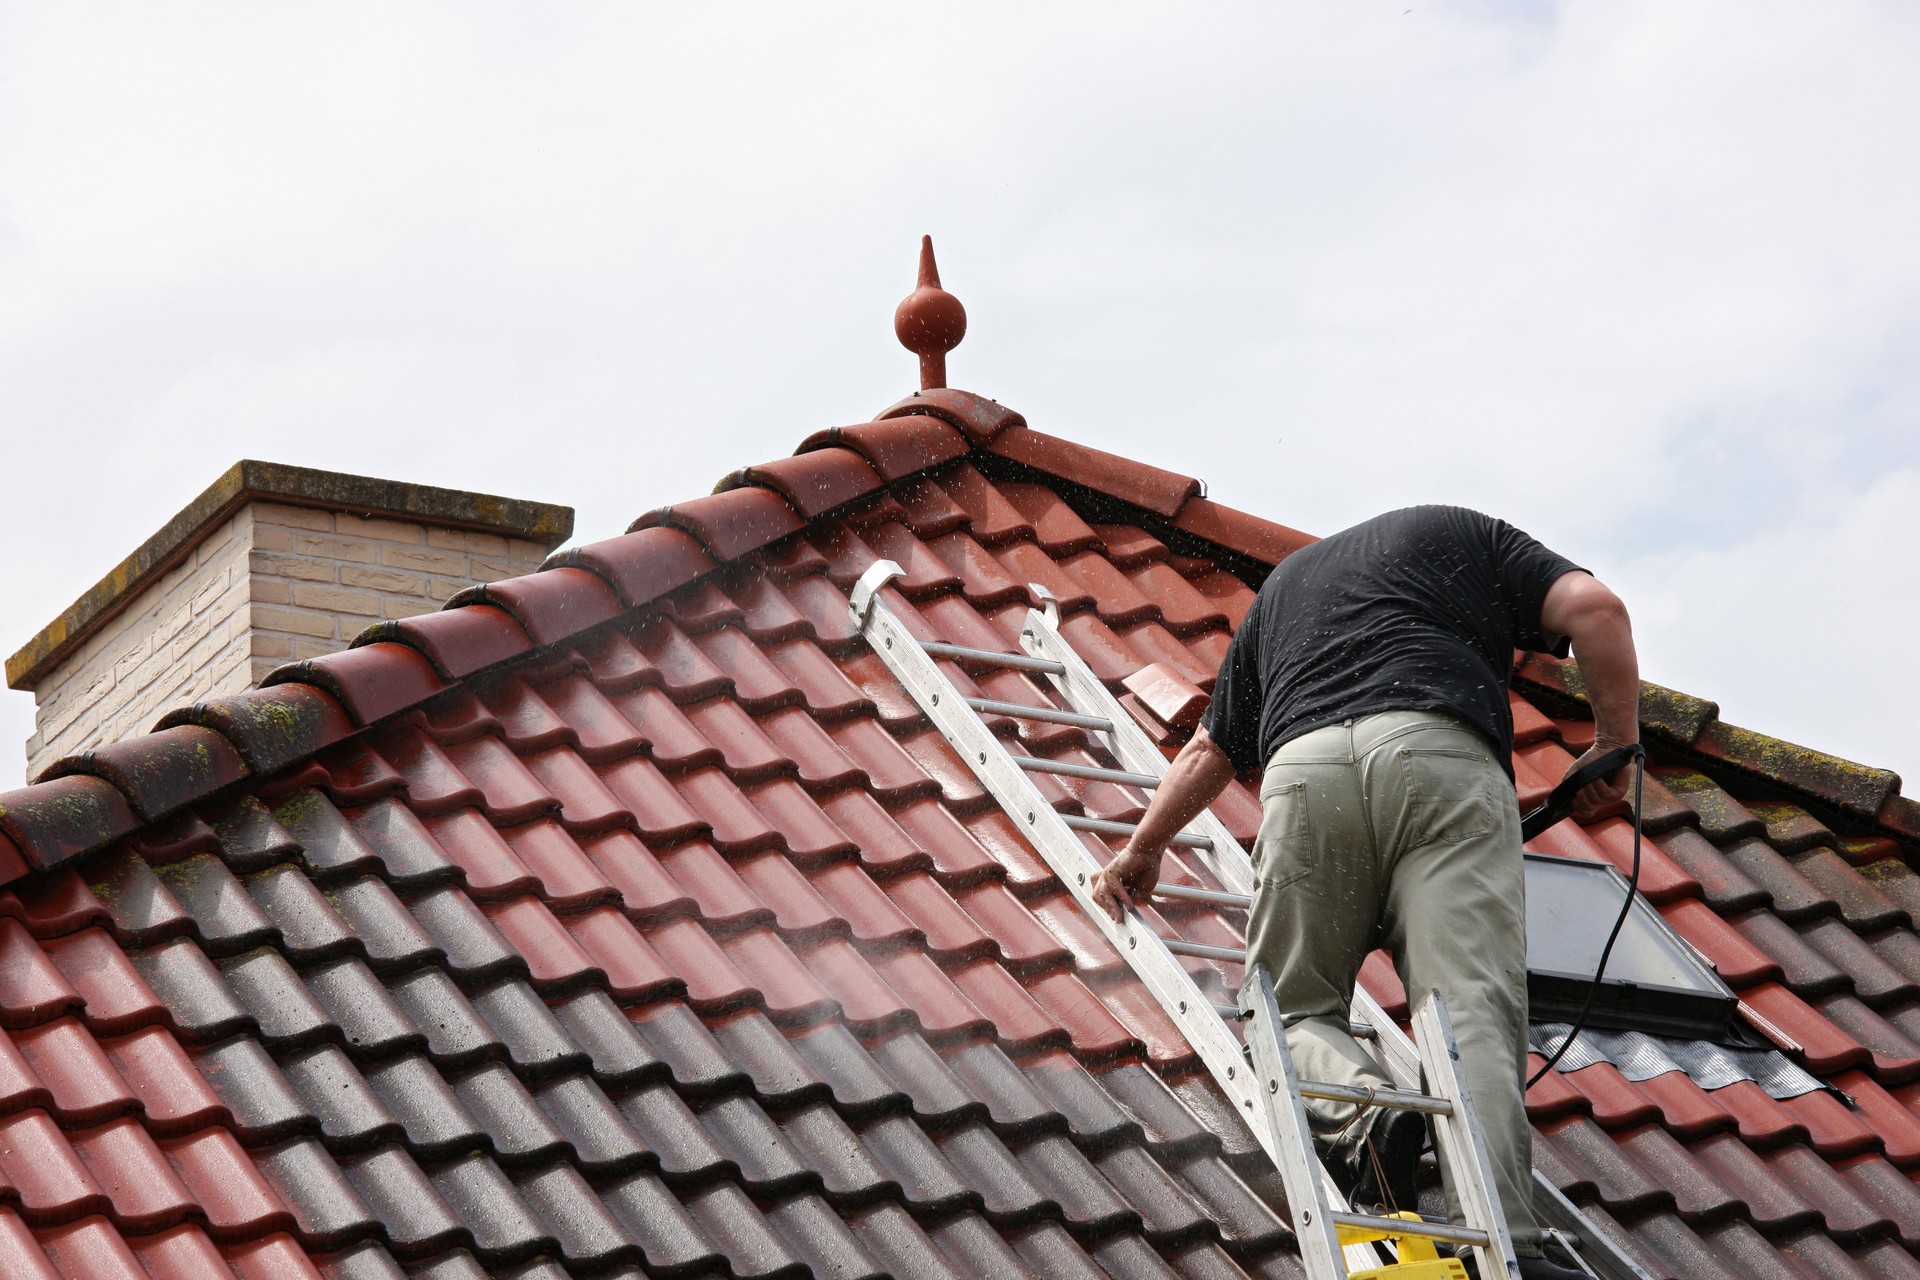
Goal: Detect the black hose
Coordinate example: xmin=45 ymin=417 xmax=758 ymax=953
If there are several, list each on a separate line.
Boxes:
xmin=1527 ymin=750 xmax=1645 ymax=1089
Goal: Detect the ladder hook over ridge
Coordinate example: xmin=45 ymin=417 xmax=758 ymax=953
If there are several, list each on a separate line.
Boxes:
xmin=848 ymin=559 xmax=906 ymax=627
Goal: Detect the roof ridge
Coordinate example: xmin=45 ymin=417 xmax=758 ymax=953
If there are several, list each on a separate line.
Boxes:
xmin=5 ymin=401 xmax=1907 ymax=887
xmin=1515 ymin=654 xmax=1918 ymax=838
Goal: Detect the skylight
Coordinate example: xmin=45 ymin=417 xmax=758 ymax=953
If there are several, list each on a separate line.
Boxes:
xmin=1524 ymin=853 xmax=1738 ymax=1042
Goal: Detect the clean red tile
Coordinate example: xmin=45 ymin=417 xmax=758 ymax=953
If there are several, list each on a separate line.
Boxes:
xmin=99 ymin=1028 xmax=226 ymax=1136
xmin=1632 ymin=1069 xmax=1738 ymax=1140
xmin=159 ymin=1128 xmax=292 ymax=1237
xmin=1661 ymin=898 xmax=1780 ymax=987
xmin=501 ymin=819 xmax=616 ymax=906
xmin=523 ymin=747 xmax=629 ymax=832
xmin=809 ymin=864 xmax=922 ymax=946
xmin=599 ymin=757 xmax=707 ymax=844
xmin=1560 ymin=1062 xmax=1662 ymax=1130
xmin=31 ymin=1217 xmax=144 ymax=1280
xmin=645 ymin=919 xmax=754 ymax=1010
xmin=582 ymin=830 xmax=692 ymax=920
xmin=0 ymin=921 xmax=82 ymax=1030
xmin=222 ymin=1232 xmax=321 ymax=1280
xmin=691 ymin=629 xmax=801 ymax=710
xmin=660 ymin=842 xmax=775 ymax=927
xmin=718 ymin=930 xmax=835 ymax=1024
xmin=369 ymin=728 xmax=483 ymax=815
xmin=682 ymin=700 xmax=789 ymax=781
xmin=442 ymin=735 xmax=557 ymax=824
xmin=819 ymin=791 xmax=930 ymax=875
xmin=12 ymin=1019 xmax=136 ymax=1125
xmin=949 ymin=961 xmax=1068 ymax=1054
xmin=1778 ymin=1083 xmax=1880 ymax=1158
xmin=425 ymin=808 xmax=538 ymax=899
xmin=0 ymin=1025 xmax=49 ymax=1122
xmin=39 ymin=930 xmax=165 ymax=1035
xmin=744 ymin=778 xmax=857 ymax=862
xmin=869 ymin=948 xmax=993 ymax=1040
xmin=952 ymin=882 xmax=1068 ymax=972
xmin=677 ymin=768 xmax=780 ymax=853
xmin=565 ymin=907 xmax=675 ymax=1001
xmin=9 ymin=872 xmax=111 ymax=937
xmin=759 ymin=708 xmax=862 ymax=790
xmin=640 ymin=620 xmax=732 ymax=700
xmin=0 ymin=1109 xmax=106 ymax=1220
xmin=728 ymin=852 xmax=834 ymax=935
xmin=127 ymin=1224 xmax=235 ymax=1280
xmin=69 ymin=1117 xmax=195 ymax=1231
xmin=612 ymin=684 xmax=717 ymax=770
xmin=482 ymin=898 xmax=597 ymax=991
xmin=536 ymin=674 xmax=647 ymax=761
xmin=1741 ymin=983 xmax=1869 ymax=1075
xmin=478 ymin=677 xmax=575 ymax=752
xmin=786 ymin=939 xmax=905 ymax=1030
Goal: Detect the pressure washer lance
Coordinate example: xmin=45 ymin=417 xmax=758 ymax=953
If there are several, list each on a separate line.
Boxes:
xmin=1518 ymin=742 xmax=1647 ymax=1088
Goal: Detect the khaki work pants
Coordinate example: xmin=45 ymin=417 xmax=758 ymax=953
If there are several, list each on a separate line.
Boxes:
xmin=1243 ymin=709 xmax=1541 ymax=1254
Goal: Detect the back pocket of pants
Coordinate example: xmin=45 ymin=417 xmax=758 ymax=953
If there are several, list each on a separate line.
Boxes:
xmin=1403 ymin=747 xmax=1495 ymax=847
xmin=1254 ymin=778 xmax=1314 ymax=891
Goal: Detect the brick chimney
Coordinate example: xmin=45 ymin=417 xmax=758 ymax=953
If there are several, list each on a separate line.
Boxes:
xmin=7 ymin=461 xmax=573 ymax=779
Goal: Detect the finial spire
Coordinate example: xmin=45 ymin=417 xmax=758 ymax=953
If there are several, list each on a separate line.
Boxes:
xmin=894 ymin=235 xmax=967 ymax=391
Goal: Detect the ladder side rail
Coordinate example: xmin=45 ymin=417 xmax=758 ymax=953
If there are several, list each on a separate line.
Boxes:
xmin=1242 ymin=966 xmax=1348 ymax=1280
xmin=847 ymin=567 xmax=1266 ymax=1135
xmin=1412 ymin=992 xmax=1518 ymax=1280
xmin=1016 ymin=599 xmax=1256 ymax=898
xmin=1351 ymin=972 xmax=1649 ymax=1278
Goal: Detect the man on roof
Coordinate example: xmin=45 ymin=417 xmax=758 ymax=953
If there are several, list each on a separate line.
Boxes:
xmin=1092 ymin=504 xmax=1639 ymax=1280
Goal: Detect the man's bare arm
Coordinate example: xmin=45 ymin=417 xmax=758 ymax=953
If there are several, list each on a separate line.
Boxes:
xmin=1090 ymin=724 xmax=1238 ymax=922
xmin=1539 ymin=571 xmax=1640 ymax=819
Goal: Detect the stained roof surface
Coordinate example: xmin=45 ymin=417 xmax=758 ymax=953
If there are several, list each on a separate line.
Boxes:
xmin=1 ymin=380 xmax=1919 ymax=1279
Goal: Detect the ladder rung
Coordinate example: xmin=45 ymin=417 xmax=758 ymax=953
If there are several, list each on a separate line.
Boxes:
xmin=1152 ymin=882 xmax=1247 ymax=906
xmin=1014 ymin=756 xmax=1160 ymax=788
xmin=1296 ymin=1079 xmax=1454 ymax=1117
xmin=1062 ymin=816 xmax=1213 ymax=850
xmin=920 ymin=641 xmax=1066 ymax=674
xmin=1331 ymin=1211 xmax=1490 ymax=1249
xmin=1212 ymin=998 xmax=1375 ymax=1042
xmin=1164 ymin=938 xmax=1244 ymax=963
xmin=964 ymin=696 xmax=1113 ymax=731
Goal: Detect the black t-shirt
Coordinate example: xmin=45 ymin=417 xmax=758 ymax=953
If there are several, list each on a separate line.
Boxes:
xmin=1201 ymin=505 xmax=1582 ymax=778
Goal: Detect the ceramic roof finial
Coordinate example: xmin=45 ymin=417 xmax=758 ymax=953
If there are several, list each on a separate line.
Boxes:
xmin=894 ymin=235 xmax=966 ymax=391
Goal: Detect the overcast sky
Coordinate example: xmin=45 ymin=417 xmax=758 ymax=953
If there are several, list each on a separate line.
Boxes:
xmin=3 ymin=2 xmax=1917 ymax=796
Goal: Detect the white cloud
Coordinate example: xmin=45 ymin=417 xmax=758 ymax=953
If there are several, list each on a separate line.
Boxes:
xmin=2 ymin=1 xmax=1917 ymax=790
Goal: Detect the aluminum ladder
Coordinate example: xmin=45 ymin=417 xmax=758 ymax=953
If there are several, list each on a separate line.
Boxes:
xmin=851 ymin=560 xmax=1571 ymax=1280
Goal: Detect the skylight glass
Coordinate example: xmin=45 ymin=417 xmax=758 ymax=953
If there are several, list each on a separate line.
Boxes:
xmin=1524 ymin=853 xmax=1738 ymax=1041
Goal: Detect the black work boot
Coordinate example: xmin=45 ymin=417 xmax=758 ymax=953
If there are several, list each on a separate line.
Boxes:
xmin=1334 ymin=1108 xmax=1426 ymax=1214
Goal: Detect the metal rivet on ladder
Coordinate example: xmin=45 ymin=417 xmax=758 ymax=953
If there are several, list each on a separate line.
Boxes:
xmin=1227 ymin=1066 xmax=1235 ymax=1079
xmin=931 ymin=693 xmax=939 ymax=705
xmin=1270 ymin=1079 xmax=1279 ymax=1093
xmin=1026 ymin=811 xmax=1035 ymax=824
xmin=1179 ymin=1000 xmax=1187 ymax=1013
xmin=1128 ymin=936 xmax=1136 ymax=949
xmin=1077 ymin=872 xmax=1086 ymax=884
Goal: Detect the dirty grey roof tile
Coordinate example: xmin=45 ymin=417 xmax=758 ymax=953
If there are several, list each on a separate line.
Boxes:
xmin=469 ymin=979 xmax=586 ymax=1078
xmin=194 ymin=1032 xmax=316 ymax=1141
xmin=363 ymin=1053 xmax=485 ymax=1159
xmin=309 ymin=956 xmax=425 ymax=1059
xmin=339 ymin=1142 xmax=466 ymax=1257
xmin=283 ymin=1043 xmax=405 ymax=1150
xmin=452 ymin=1061 xmax=569 ymax=1166
xmin=389 ymin=967 xmax=503 ymax=1067
xmin=533 ymin=1073 xmax=651 ymax=1176
xmin=550 ymin=988 xmax=664 ymax=1087
xmin=222 ymin=946 xmax=335 ymax=1049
